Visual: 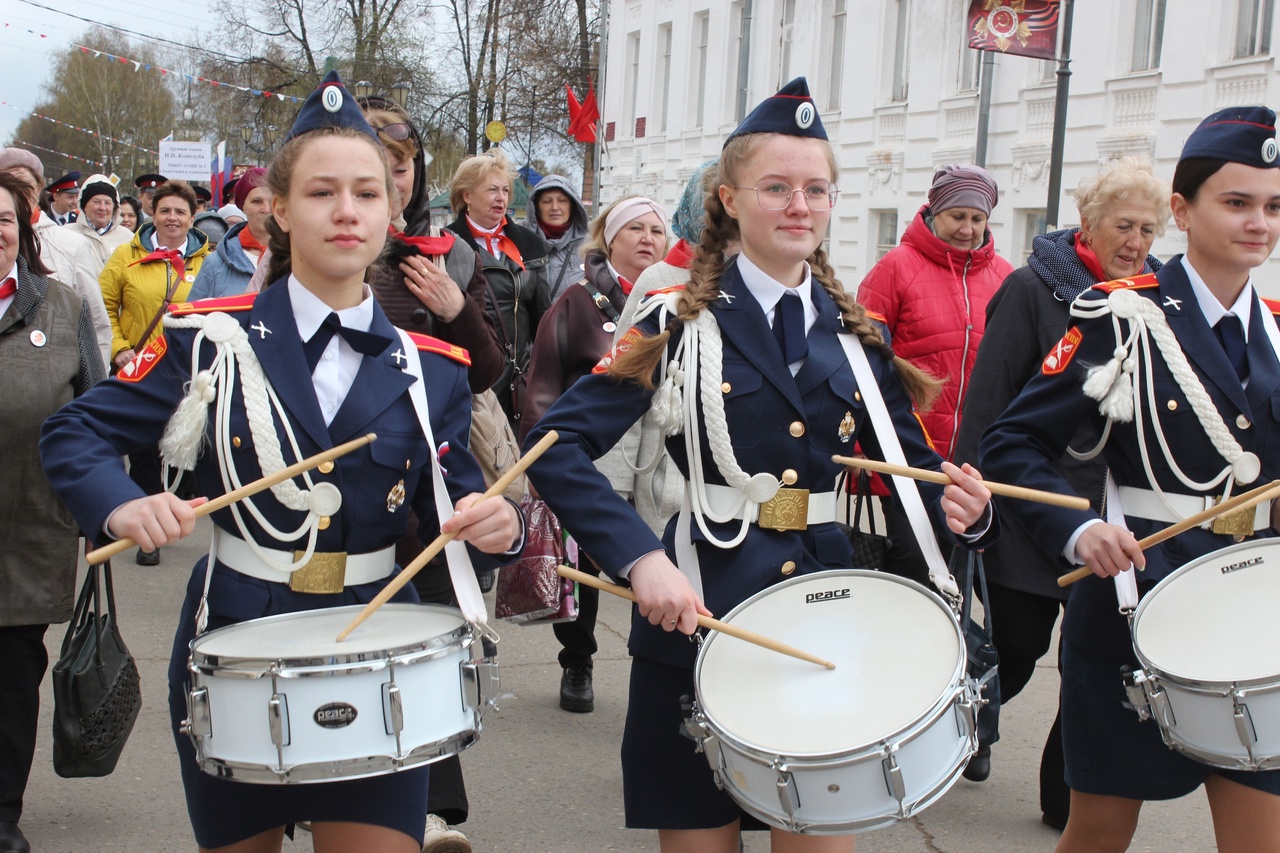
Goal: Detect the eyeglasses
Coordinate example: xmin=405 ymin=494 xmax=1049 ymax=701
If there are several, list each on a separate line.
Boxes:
xmin=735 ymin=181 xmax=839 ymax=211
xmin=373 ymin=122 xmax=412 ymax=142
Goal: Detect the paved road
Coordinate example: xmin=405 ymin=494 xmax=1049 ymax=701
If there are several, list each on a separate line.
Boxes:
xmin=23 ymin=520 xmax=1217 ymax=851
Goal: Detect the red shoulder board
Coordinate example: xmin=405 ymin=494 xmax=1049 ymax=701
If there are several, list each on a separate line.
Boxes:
xmin=865 ymin=310 xmax=887 ymax=324
xmin=644 ymin=284 xmax=686 ymax=297
xmin=593 ymin=326 xmax=643 ymax=375
xmin=1263 ymin=298 xmax=1280 ymax=317
xmin=406 ymin=331 xmax=471 ymax=366
xmin=117 ymin=335 xmax=167 ymax=383
xmin=1090 ymin=273 xmax=1159 ymax=294
xmin=168 ymin=293 xmax=258 ymax=316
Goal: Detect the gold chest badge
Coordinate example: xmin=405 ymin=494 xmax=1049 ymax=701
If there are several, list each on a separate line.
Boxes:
xmin=387 ymin=479 xmax=406 ymax=513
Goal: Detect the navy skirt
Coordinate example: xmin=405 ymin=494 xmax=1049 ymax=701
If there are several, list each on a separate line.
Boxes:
xmin=166 ymin=559 xmax=430 ymax=848
xmin=1061 ymin=638 xmax=1280 ymax=800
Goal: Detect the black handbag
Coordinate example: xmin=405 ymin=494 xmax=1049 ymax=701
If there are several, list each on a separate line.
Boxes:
xmin=836 ymin=470 xmax=893 ymax=570
xmin=951 ymin=547 xmax=1001 ymax=748
xmin=51 ymin=560 xmax=142 ymax=778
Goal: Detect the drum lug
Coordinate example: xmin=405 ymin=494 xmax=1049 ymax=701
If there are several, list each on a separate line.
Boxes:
xmin=881 ymin=746 xmax=908 ymax=815
xmin=383 ymin=682 xmax=404 ymax=737
xmin=1122 ymin=667 xmax=1154 ymax=722
xmin=183 ymin=687 xmax=212 ymax=739
xmin=461 ymin=660 xmax=502 ymax=713
xmin=1233 ymin=694 xmax=1259 ymax=763
xmin=772 ymin=760 xmax=802 ymax=827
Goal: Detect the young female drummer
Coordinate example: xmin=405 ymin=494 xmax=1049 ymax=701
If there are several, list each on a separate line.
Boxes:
xmin=980 ymin=107 xmax=1280 ymax=853
xmin=40 ymin=72 xmax=522 ymax=853
xmin=524 ymin=79 xmax=995 ymax=853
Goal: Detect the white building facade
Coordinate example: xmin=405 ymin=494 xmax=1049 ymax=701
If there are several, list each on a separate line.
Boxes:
xmin=597 ymin=0 xmax=1280 ymax=291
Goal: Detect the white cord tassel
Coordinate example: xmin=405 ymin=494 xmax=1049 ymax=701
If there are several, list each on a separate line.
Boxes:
xmin=651 ymin=360 xmax=685 ymax=436
xmin=160 ymin=369 xmax=218 ymax=471
xmin=1082 ymin=347 xmax=1135 ymax=422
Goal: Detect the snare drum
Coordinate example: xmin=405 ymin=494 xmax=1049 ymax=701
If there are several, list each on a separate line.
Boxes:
xmin=1127 ymin=539 xmax=1280 ymax=770
xmin=685 ymin=570 xmax=978 ymax=834
xmin=183 ymin=604 xmax=499 ymax=784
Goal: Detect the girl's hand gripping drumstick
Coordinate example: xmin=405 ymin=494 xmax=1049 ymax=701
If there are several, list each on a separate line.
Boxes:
xmin=832 ymin=455 xmax=1090 ymax=511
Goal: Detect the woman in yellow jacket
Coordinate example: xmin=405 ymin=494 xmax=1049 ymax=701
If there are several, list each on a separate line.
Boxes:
xmin=100 ymin=180 xmax=211 ymax=371
xmin=98 ymin=179 xmax=210 ymax=565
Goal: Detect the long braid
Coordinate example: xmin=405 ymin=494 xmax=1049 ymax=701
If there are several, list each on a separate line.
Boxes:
xmin=809 ymin=246 xmax=941 ymax=411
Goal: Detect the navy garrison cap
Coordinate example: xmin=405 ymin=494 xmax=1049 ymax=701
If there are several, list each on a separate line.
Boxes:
xmin=1181 ymin=106 xmax=1280 ymax=168
xmin=283 ymin=71 xmax=377 ymax=143
xmin=46 ymin=171 xmax=80 ymax=193
xmin=724 ymin=77 xmax=827 ymax=149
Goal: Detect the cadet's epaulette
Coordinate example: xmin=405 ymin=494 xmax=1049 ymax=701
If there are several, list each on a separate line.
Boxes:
xmin=645 ymin=284 xmax=686 ymax=297
xmin=168 ymin=293 xmax=258 ymax=316
xmin=865 ymin=310 xmax=887 ymax=324
xmin=405 ymin=331 xmax=471 ymax=366
xmin=1090 ymin=273 xmax=1159 ymax=294
xmin=1263 ymin=297 xmax=1280 ymax=317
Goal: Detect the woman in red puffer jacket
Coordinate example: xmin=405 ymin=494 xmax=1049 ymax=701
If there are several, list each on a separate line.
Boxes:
xmin=857 ymin=164 xmax=1013 ymax=586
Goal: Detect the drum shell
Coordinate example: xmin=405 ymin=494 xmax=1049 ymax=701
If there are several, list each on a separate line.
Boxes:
xmin=691 ymin=570 xmax=977 ymax=834
xmin=185 ymin=604 xmax=490 ymax=783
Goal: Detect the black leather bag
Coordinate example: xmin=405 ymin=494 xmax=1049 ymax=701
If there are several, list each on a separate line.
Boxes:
xmin=836 ymin=470 xmax=893 ymax=570
xmin=51 ymin=561 xmax=142 ymax=778
xmin=951 ymin=547 xmax=1001 ymax=748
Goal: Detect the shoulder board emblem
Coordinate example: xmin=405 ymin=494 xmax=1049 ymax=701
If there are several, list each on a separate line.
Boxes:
xmin=593 ymin=326 xmax=643 ymax=375
xmin=406 ymin=331 xmax=471 ymax=366
xmin=1263 ymin=297 xmax=1280 ymax=317
xmin=117 ymin=335 xmax=167 ymax=383
xmin=168 ymin=293 xmax=257 ymax=316
xmin=1042 ymin=327 xmax=1083 ymax=375
xmin=1090 ymin=273 xmax=1159 ymax=294
xmin=865 ymin=310 xmax=887 ymax=324
xmin=644 ymin=284 xmax=686 ymax=297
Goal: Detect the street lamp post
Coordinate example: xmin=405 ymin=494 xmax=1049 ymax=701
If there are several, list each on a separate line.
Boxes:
xmin=353 ymin=80 xmax=374 ymax=100
xmin=390 ymin=82 xmax=410 ymax=110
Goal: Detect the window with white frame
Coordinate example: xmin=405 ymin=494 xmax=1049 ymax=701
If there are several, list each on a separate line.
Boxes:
xmin=890 ymin=0 xmax=911 ymax=102
xmin=728 ymin=1 xmax=749 ymax=123
xmin=1022 ymin=209 xmax=1047 ymax=262
xmin=1036 ymin=58 xmax=1057 ymax=84
xmin=624 ymin=31 xmax=640 ymax=134
xmin=657 ymin=23 xmax=672 ymax=133
xmin=1234 ymin=0 xmax=1274 ymax=57
xmin=827 ymin=0 xmax=847 ymax=110
xmin=1131 ymin=0 xmax=1166 ymax=71
xmin=779 ymin=0 xmax=797 ymax=85
xmin=876 ymin=211 xmax=900 ymax=260
xmin=959 ymin=43 xmax=984 ymax=94
xmin=693 ymin=12 xmax=710 ymax=127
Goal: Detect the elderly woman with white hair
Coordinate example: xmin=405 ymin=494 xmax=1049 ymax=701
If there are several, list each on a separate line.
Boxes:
xmin=521 ymin=195 xmax=669 ymax=714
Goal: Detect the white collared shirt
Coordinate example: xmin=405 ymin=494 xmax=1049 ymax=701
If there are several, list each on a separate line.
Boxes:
xmin=735 ymin=252 xmax=816 ymax=376
xmin=287 ymin=275 xmax=376 ymax=425
xmin=1181 ymin=256 xmax=1253 ymax=342
xmin=467 ymin=215 xmax=506 ymax=261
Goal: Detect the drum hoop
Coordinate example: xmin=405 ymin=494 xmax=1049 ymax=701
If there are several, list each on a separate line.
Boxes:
xmin=1131 ymin=539 xmax=1280 ymax=688
xmin=694 ymin=570 xmax=967 ymax=759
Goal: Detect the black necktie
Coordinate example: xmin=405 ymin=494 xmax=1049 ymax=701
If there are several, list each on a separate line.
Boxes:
xmin=1215 ymin=314 xmax=1249 ymax=382
xmin=303 ymin=312 xmax=390 ymax=373
xmin=772 ymin=291 xmax=809 ymax=364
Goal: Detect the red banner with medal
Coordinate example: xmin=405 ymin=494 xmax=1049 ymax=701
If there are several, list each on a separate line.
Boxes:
xmin=967 ymin=0 xmax=1060 ymax=60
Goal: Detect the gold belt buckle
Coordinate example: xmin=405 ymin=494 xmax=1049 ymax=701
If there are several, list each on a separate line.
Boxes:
xmin=757 ymin=488 xmax=810 ymax=532
xmin=1211 ymin=498 xmax=1256 ymax=540
xmin=289 ymin=551 xmax=348 ymax=594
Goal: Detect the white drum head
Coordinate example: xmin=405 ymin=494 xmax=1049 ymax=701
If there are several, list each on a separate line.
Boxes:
xmin=697 ymin=571 xmax=963 ymax=756
xmin=1133 ymin=540 xmax=1280 ymax=684
xmin=194 ymin=604 xmax=466 ymax=662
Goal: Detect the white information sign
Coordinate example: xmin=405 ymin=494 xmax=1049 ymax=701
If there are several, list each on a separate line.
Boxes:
xmin=158 ymin=141 xmax=212 ymax=181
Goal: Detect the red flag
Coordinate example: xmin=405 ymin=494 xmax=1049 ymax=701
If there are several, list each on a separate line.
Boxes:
xmin=967 ymin=0 xmax=1059 ymax=60
xmin=575 ymin=84 xmax=599 ymax=143
xmin=566 ymin=84 xmax=583 ymax=134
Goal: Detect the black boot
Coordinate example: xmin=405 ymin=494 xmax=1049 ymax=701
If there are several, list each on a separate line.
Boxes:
xmin=962 ymin=744 xmax=992 ymax=782
xmin=559 ymin=665 xmax=594 ymax=713
xmin=0 ymin=822 xmax=30 ymax=853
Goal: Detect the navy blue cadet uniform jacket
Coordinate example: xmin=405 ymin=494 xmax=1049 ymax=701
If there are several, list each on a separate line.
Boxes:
xmin=40 ymin=279 xmax=501 ymax=568
xmin=980 ymin=256 xmax=1280 ymax=663
xmin=526 ymin=261 xmax=997 ymax=669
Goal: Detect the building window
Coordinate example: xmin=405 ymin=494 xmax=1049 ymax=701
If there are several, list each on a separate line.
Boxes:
xmin=1131 ymin=0 xmax=1166 ymax=71
xmin=624 ymin=31 xmax=640 ymax=134
xmin=876 ymin=211 xmax=900 ymax=260
xmin=827 ymin=0 xmax=847 ymax=110
xmin=1022 ymin=209 xmax=1047 ymax=262
xmin=959 ymin=43 xmax=983 ymax=94
xmin=1234 ymin=0 xmax=1274 ymax=57
xmin=1037 ymin=58 xmax=1057 ymax=84
xmin=728 ymin=0 xmax=749 ymax=123
xmin=890 ymin=0 xmax=911 ymax=102
xmin=779 ymin=0 xmax=797 ymax=85
xmin=657 ymin=24 xmax=672 ymax=133
xmin=693 ymin=12 xmax=710 ymax=127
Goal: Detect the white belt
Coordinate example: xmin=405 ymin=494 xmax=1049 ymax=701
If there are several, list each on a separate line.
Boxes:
xmin=1117 ymin=486 xmax=1271 ymax=532
xmin=702 ymin=483 xmax=837 ymax=531
xmin=213 ymin=528 xmax=397 ymax=591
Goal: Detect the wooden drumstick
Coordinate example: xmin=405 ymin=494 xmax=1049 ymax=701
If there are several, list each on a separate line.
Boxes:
xmin=832 ymin=455 xmax=1091 ymax=511
xmin=1057 ymin=479 xmax=1280 ymax=588
xmin=85 ymin=433 xmax=379 ymax=565
xmin=336 ymin=431 xmax=559 ymax=642
xmin=558 ymin=565 xmax=836 ymax=670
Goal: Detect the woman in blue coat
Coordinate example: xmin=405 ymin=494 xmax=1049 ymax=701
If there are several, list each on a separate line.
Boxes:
xmin=980 ymin=107 xmax=1280 ymax=852
xmin=525 ymin=79 xmax=995 ymax=853
xmin=39 ymin=73 xmax=522 ymax=853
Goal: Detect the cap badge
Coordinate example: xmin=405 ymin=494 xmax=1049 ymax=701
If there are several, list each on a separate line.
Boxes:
xmin=1263 ymin=136 xmax=1279 ymax=164
xmin=322 ymin=85 xmax=343 ymax=114
xmin=795 ymin=102 xmax=816 ymax=130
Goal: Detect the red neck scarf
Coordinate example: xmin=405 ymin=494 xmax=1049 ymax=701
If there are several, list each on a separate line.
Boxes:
xmin=1073 ymin=233 xmax=1110 ymax=283
xmin=0 ymin=275 xmax=16 ymax=300
xmin=539 ymin=219 xmax=570 ymax=239
xmin=390 ymin=226 xmax=456 ymax=257
xmin=130 ymin=248 xmax=185 ymax=283
xmin=665 ymin=238 xmax=695 ymax=271
xmin=468 ymin=218 xmax=524 ymax=270
xmin=239 ymin=227 xmax=266 ymax=255
xmin=617 ymin=275 xmax=634 ymax=296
